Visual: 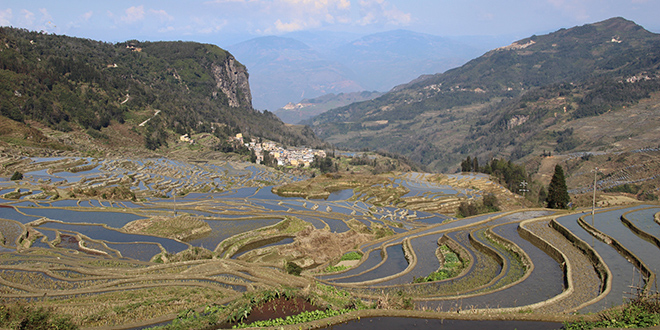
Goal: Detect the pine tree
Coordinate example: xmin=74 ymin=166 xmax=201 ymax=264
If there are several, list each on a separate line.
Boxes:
xmin=546 ymin=165 xmax=570 ymax=209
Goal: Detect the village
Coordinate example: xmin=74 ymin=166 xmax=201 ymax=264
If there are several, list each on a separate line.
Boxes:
xmin=238 ymin=133 xmax=327 ymax=167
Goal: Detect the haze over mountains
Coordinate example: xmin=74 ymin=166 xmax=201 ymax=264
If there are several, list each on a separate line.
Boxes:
xmin=228 ymin=30 xmax=499 ymax=111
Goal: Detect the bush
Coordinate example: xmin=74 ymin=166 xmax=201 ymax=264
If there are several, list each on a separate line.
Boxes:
xmin=10 ymin=171 xmax=23 ymax=180
xmin=285 ymin=261 xmax=302 ymax=276
xmin=340 ymin=251 xmax=363 ymax=261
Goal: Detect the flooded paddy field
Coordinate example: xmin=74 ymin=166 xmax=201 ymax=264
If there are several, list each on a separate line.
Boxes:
xmin=1 ymin=156 xmax=658 ymax=328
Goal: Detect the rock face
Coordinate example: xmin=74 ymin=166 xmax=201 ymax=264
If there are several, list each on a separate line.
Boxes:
xmin=213 ymin=55 xmax=252 ymax=108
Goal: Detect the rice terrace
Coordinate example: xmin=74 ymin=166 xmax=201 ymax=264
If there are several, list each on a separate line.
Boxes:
xmin=1 ymin=154 xmax=659 ymax=330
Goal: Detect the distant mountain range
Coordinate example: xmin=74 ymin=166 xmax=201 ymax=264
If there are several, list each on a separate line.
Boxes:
xmin=306 ymin=17 xmax=660 ymax=172
xmin=228 ymin=30 xmax=493 ymax=111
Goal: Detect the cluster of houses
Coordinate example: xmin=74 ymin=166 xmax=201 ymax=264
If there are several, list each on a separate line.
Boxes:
xmin=234 ymin=134 xmax=326 ymax=167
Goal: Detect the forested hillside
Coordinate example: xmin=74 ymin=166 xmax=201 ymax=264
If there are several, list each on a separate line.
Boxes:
xmin=307 ymin=17 xmax=660 ymax=172
xmin=0 ymin=27 xmax=319 ymax=152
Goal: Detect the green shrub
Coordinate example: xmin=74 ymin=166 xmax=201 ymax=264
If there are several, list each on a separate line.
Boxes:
xmin=285 ymin=261 xmax=302 ymax=276
xmin=340 ymin=251 xmax=363 ymax=261
xmin=10 ymin=171 xmax=23 ymax=181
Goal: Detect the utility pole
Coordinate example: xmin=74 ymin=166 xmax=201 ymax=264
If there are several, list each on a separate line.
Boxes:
xmin=519 ymin=181 xmax=528 ymax=209
xmin=591 ymin=167 xmax=598 ymax=226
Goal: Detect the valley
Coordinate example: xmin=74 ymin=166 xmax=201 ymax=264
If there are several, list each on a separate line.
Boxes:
xmin=1 ymin=16 xmax=660 ymax=330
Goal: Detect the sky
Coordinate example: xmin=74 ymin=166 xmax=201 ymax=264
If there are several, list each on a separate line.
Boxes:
xmin=1 ymin=0 xmax=659 ymax=48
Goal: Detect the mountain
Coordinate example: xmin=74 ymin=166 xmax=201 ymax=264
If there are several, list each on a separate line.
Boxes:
xmin=228 ymin=30 xmax=487 ymax=111
xmin=0 ymin=27 xmax=319 ymax=153
xmin=307 ymin=17 xmax=660 ymax=172
xmin=273 ymin=91 xmax=384 ymax=124
xmin=227 ymin=36 xmax=363 ymax=111
xmin=331 ymin=29 xmax=484 ymax=92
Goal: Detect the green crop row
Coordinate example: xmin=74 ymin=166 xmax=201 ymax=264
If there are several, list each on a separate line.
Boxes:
xmin=232 ymin=308 xmax=352 ymax=329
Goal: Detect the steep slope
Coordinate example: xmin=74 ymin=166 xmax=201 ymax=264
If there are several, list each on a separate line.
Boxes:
xmin=308 ymin=17 xmax=660 ymax=172
xmin=0 ymin=27 xmax=319 ymax=152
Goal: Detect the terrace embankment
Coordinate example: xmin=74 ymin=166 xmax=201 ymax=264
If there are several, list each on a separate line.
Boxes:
xmin=522 ymin=218 xmax=603 ymax=313
xmin=122 ymin=215 xmax=212 ymax=241
xmin=577 ymin=214 xmax=656 ymax=294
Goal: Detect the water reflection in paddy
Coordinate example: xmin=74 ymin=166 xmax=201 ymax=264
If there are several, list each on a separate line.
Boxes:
xmin=0 ymin=207 xmax=39 ymax=223
xmin=17 ymin=208 xmax=145 ymax=228
xmin=37 ymin=222 xmax=188 ymax=254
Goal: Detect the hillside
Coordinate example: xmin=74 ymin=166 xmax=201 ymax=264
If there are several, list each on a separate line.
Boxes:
xmin=307 ymin=17 xmax=660 ymax=172
xmin=273 ymin=91 xmax=384 ymax=124
xmin=0 ymin=27 xmax=320 ymax=155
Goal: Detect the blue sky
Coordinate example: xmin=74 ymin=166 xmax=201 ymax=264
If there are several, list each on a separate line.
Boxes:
xmin=1 ymin=0 xmax=659 ymax=47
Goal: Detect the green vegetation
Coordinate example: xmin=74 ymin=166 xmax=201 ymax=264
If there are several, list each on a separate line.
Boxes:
xmin=233 ymin=308 xmax=352 ymax=329
xmin=547 ymin=165 xmax=570 ymax=209
xmin=414 ymin=245 xmax=465 ymax=283
xmin=324 ymin=265 xmax=349 ymax=273
xmin=285 ymin=261 xmax=303 ymax=276
xmin=340 ymin=251 xmax=363 ymax=261
xmin=307 ymin=18 xmax=660 ymax=172
xmin=0 ymin=27 xmax=319 ymax=151
xmin=0 ymin=303 xmax=78 ymax=330
xmin=456 ymin=193 xmax=500 ymax=218
xmin=564 ymin=295 xmax=660 ymax=329
xmin=10 ymin=171 xmax=22 ymax=180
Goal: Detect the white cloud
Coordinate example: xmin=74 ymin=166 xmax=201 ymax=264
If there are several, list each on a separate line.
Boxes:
xmin=150 ymin=9 xmax=174 ymax=22
xmin=38 ymin=8 xmax=53 ymax=23
xmin=275 ymin=18 xmax=307 ymax=32
xmin=121 ymin=5 xmax=145 ymax=23
xmin=357 ymin=0 xmax=411 ymax=26
xmin=81 ymin=11 xmax=93 ymax=21
xmin=20 ymin=9 xmax=34 ymax=25
xmin=0 ymin=8 xmax=11 ymax=26
xmin=268 ymin=0 xmax=354 ymax=32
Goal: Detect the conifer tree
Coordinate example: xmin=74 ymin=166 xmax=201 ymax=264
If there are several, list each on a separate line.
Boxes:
xmin=546 ymin=165 xmax=570 ymax=209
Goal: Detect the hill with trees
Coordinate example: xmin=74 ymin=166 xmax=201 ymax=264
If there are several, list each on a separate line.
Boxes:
xmin=306 ymin=17 xmax=660 ymax=172
xmin=0 ymin=27 xmax=320 ymax=154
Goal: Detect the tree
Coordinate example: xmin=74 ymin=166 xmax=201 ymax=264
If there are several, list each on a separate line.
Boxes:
xmin=461 ymin=156 xmax=472 ymax=172
xmin=10 ymin=171 xmax=23 ymax=181
xmin=546 ymin=165 xmax=570 ymax=209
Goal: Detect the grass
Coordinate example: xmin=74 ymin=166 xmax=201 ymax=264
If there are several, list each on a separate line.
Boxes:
xmin=413 ymin=245 xmax=465 ymax=283
xmin=0 ymin=303 xmax=78 ymax=330
xmin=563 ymin=294 xmax=660 ymax=329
